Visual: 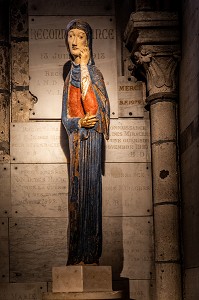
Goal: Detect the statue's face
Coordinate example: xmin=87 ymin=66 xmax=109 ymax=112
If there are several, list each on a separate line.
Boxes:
xmin=68 ymin=28 xmax=88 ymax=59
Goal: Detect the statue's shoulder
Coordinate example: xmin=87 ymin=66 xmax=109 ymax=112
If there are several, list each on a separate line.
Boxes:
xmin=89 ymin=65 xmax=104 ymax=82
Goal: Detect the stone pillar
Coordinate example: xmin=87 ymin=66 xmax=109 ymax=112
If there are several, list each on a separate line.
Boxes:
xmin=124 ymin=12 xmax=182 ymax=300
xmin=0 ymin=1 xmax=10 ymax=162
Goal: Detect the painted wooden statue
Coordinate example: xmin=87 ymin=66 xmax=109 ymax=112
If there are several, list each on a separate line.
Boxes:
xmin=62 ymin=19 xmax=110 ymax=265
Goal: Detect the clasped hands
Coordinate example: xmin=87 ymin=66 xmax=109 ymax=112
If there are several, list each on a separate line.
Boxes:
xmin=79 ymin=113 xmax=98 ymax=128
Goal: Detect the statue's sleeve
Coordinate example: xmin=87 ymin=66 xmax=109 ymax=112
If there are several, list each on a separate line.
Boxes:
xmin=90 ymin=66 xmax=110 ymax=140
xmin=61 ymin=75 xmax=80 ymax=135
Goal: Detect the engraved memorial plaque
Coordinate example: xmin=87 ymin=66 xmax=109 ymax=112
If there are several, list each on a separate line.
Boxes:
xmin=29 ymin=16 xmax=118 ymax=119
xmin=118 ymin=76 xmax=145 ymax=118
xmin=130 ymin=279 xmax=154 ymax=300
xmin=0 ymin=164 xmax=11 ymax=217
xmin=121 ymin=217 xmax=154 ymax=279
xmin=106 ymin=119 xmax=151 ymax=162
xmin=29 ymin=0 xmax=115 ymax=16
xmin=11 ymin=164 xmax=68 ymax=217
xmin=10 ymin=218 xmax=68 ymax=282
xmin=0 ymin=283 xmax=47 ymax=300
xmin=10 ymin=122 xmax=68 ymax=163
xmin=102 ymin=163 xmax=152 ymax=216
xmin=0 ymin=218 xmax=9 ymax=282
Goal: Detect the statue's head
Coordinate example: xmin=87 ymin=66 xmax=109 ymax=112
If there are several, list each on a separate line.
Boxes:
xmin=65 ymin=19 xmax=94 ymax=65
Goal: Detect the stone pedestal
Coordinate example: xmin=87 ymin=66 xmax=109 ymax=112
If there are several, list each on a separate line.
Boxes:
xmin=42 ymin=266 xmax=123 ymax=300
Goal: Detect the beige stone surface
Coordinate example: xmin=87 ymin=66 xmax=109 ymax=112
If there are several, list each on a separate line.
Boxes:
xmin=129 ymin=279 xmax=154 ymax=300
xmin=101 ymin=217 xmax=154 ymax=280
xmin=0 ymin=282 xmax=47 ymax=300
xmin=155 ymin=263 xmax=181 ymax=300
xmin=150 ymin=101 xmax=176 ymax=143
xmin=10 ymin=122 xmax=68 ymax=163
xmin=11 ymin=164 xmax=68 ymax=217
xmin=106 ymin=119 xmax=151 ymax=162
xmin=43 ymin=291 xmax=123 ymax=300
xmin=102 ymin=163 xmax=152 ymax=217
xmin=118 ymin=76 xmax=144 ymax=118
xmin=0 ymin=164 xmax=11 ymax=217
xmin=0 ymin=218 xmax=9 ymax=282
xmin=11 ymin=91 xmax=34 ymax=122
xmin=152 ymin=142 xmax=178 ymax=204
xmin=52 ymin=266 xmax=112 ymax=293
xmin=11 ymin=42 xmax=29 ymax=87
xmin=154 ymin=205 xmax=180 ymax=261
xmin=9 ymin=217 xmax=68 ymax=282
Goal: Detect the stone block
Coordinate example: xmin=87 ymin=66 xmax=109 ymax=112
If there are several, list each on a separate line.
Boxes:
xmin=0 ymin=218 xmax=9 ymax=282
xmin=52 ymin=266 xmax=112 ymax=293
xmin=11 ymin=164 xmax=68 ymax=217
xmin=152 ymin=142 xmax=178 ymax=204
xmin=9 ymin=217 xmax=68 ymax=282
xmin=11 ymin=41 xmax=29 ymax=86
xmin=42 ymin=290 xmax=123 ymax=300
xmin=0 ymin=164 xmax=11 ymax=217
xmin=0 ymin=282 xmax=47 ymax=300
xmin=150 ymin=101 xmax=177 ymax=143
xmin=155 ymin=263 xmax=181 ymax=300
xmin=154 ymin=205 xmax=180 ymax=261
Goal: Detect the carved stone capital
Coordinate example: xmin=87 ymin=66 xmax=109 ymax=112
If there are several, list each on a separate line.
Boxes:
xmin=133 ymin=46 xmax=180 ymax=96
xmin=124 ymin=11 xmax=180 ymax=98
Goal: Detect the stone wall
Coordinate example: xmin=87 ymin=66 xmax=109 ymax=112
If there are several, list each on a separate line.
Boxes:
xmin=0 ymin=1 xmax=154 ymax=299
xmin=179 ymin=1 xmax=199 ymax=299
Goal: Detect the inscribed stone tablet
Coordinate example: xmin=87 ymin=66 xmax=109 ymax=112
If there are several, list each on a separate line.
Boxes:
xmin=0 ymin=164 xmax=11 ymax=217
xmin=105 ymin=119 xmax=151 ymax=162
xmin=10 ymin=218 xmax=68 ymax=282
xmin=0 ymin=283 xmax=47 ymax=300
xmin=0 ymin=218 xmax=9 ymax=282
xmin=100 ymin=217 xmax=123 ymax=280
xmin=102 ymin=163 xmax=152 ymax=216
xmin=118 ymin=76 xmax=144 ymax=118
xmin=29 ymin=0 xmax=115 ymax=16
xmin=29 ymin=16 xmax=118 ymax=119
xmin=11 ymin=164 xmax=68 ymax=217
xmin=10 ymin=122 xmax=68 ymax=163
xmin=121 ymin=217 xmax=154 ymax=279
xmin=129 ymin=279 xmax=154 ymax=300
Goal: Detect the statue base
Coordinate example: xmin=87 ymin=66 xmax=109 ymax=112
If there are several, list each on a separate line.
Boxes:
xmin=42 ymin=266 xmax=123 ymax=300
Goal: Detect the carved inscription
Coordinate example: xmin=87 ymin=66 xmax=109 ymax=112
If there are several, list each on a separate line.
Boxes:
xmin=106 ymin=119 xmax=151 ymax=162
xmin=10 ymin=218 xmax=68 ymax=282
xmin=10 ymin=122 xmax=68 ymax=163
xmin=0 ymin=218 xmax=9 ymax=282
xmin=102 ymin=163 xmax=152 ymax=216
xmin=29 ymin=16 xmax=118 ymax=119
xmin=118 ymin=76 xmax=144 ymax=117
xmin=0 ymin=164 xmax=11 ymax=217
xmin=28 ymin=0 xmax=114 ymax=15
xmin=11 ymin=164 xmax=68 ymax=217
xmin=121 ymin=217 xmax=154 ymax=279
xmin=0 ymin=283 xmax=47 ymax=300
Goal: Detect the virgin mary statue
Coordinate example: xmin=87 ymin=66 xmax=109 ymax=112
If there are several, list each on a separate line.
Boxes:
xmin=62 ymin=19 xmax=110 ymax=265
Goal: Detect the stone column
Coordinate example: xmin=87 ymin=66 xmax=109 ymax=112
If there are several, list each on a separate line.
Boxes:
xmin=124 ymin=12 xmax=182 ymax=300
xmin=0 ymin=1 xmax=10 ymax=162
